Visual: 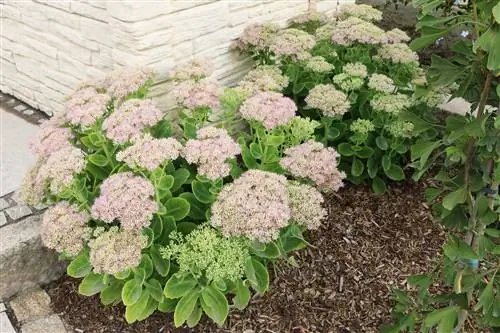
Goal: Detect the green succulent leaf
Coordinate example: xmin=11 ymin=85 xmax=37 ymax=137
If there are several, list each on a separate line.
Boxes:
xmin=78 ymin=273 xmax=107 ymax=296
xmin=164 ymin=274 xmax=198 ymax=299
xmin=201 ymin=285 xmax=229 ymax=326
xmin=122 ymin=279 xmax=143 ymax=306
xmin=174 ymin=290 xmax=199 ymax=327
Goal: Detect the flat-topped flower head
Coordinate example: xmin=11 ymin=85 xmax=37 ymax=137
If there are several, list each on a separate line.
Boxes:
xmin=290 ymin=12 xmax=326 ymax=25
xmin=371 ymin=93 xmax=411 ymax=114
xmin=103 ymin=99 xmax=163 ymax=144
xmin=37 ymin=147 xmax=86 ymax=195
xmin=234 ymin=23 xmax=279 ymax=51
xmin=386 ymin=28 xmax=411 ymax=44
xmin=64 ymin=87 xmax=110 ymax=127
xmin=375 ymin=43 xmax=419 ymax=65
xmin=161 ymin=226 xmax=249 ymax=281
xmin=172 ymin=79 xmax=222 ymax=110
xmin=315 ymin=23 xmax=336 ymax=40
xmin=331 ymin=16 xmax=387 ymax=45
xmin=305 ymin=84 xmax=350 ymax=117
xmin=168 ymin=59 xmax=214 ymax=81
xmin=283 ymin=116 xmax=321 ymax=146
xmin=237 ymin=65 xmax=289 ymax=95
xmin=280 ymin=140 xmax=346 ymax=192
xmin=337 ymin=4 xmax=383 ymax=22
xmin=182 ymin=126 xmax=241 ymax=180
xmin=28 ymin=117 xmax=73 ymax=158
xmin=239 ymin=91 xmax=297 ymax=129
xmin=367 ymin=74 xmax=396 ymax=94
xmin=106 ymin=68 xmax=154 ymax=101
xmin=116 ymin=133 xmax=182 ymax=171
xmin=41 ymin=202 xmax=91 ymax=256
xmin=350 ymin=119 xmax=376 ymax=135
xmin=211 ymin=170 xmax=291 ymax=243
xmin=287 ymin=181 xmax=327 ymax=230
xmin=19 ymin=160 xmax=46 ymax=206
xmin=89 ymin=227 xmax=148 ymax=275
xmin=270 ymin=28 xmax=316 ymax=60
xmin=305 ymin=56 xmax=334 ymax=73
xmin=332 ymin=73 xmax=365 ymax=91
xmin=387 ymin=120 xmax=415 ymax=138
xmin=91 ymin=172 xmax=157 ymax=230
xmin=343 ymin=62 xmax=368 ymax=78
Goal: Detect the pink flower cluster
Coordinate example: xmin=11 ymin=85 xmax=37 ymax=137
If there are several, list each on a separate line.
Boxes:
xmin=28 ymin=117 xmax=73 ymax=157
xmin=287 ymin=182 xmax=327 ymax=230
xmin=103 ymin=99 xmax=164 ymax=144
xmin=305 ymin=84 xmax=350 ymax=117
xmin=337 ymin=4 xmax=383 ymax=22
xmin=172 ymin=79 xmax=222 ymax=110
xmin=237 ymin=66 xmax=289 ymax=96
xmin=239 ymin=92 xmax=297 ymax=129
xmin=234 ymin=23 xmax=279 ymax=51
xmin=41 ymin=202 xmax=91 ymax=256
xmin=64 ymin=87 xmax=110 ymax=127
xmin=116 ymin=134 xmax=182 ymax=171
xmin=375 ymin=43 xmax=419 ymax=65
xmin=168 ymin=59 xmax=214 ymax=81
xmin=211 ymin=170 xmax=291 ymax=242
xmin=106 ymin=68 xmax=154 ymax=101
xmin=280 ymin=140 xmax=346 ymax=191
xmin=270 ymin=28 xmax=316 ymax=60
xmin=88 ymin=227 xmax=148 ymax=274
xmin=386 ymin=28 xmax=411 ymax=44
xmin=91 ymin=172 xmax=158 ymax=230
xmin=182 ymin=126 xmax=241 ymax=180
xmin=19 ymin=160 xmax=46 ymax=205
xmin=331 ymin=17 xmax=387 ymax=45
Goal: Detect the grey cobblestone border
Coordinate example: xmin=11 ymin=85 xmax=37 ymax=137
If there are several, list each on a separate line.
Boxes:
xmin=0 ymin=91 xmax=50 ymax=125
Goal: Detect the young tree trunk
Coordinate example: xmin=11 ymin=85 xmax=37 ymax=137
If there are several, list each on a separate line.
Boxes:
xmin=309 ymin=0 xmax=317 ymax=14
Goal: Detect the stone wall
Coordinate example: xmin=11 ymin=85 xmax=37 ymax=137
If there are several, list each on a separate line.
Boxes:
xmin=1 ymin=0 xmax=352 ymax=115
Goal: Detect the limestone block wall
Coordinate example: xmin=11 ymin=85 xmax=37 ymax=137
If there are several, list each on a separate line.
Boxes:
xmin=1 ymin=0 xmax=352 ymax=115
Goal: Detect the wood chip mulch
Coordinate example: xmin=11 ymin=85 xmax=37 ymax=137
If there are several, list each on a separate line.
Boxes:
xmin=46 ymin=179 xmax=445 ymax=333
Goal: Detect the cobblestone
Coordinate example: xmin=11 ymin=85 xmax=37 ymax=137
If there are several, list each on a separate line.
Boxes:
xmin=0 ymin=213 xmax=7 ymax=227
xmin=5 ymin=205 xmax=32 ymax=220
xmin=0 ymin=198 xmax=10 ymax=211
xmin=21 ymin=315 xmax=67 ymax=333
xmin=11 ymin=287 xmax=52 ymax=323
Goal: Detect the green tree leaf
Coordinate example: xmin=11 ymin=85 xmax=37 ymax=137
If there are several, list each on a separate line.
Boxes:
xmin=473 ymin=275 xmax=494 ymax=315
xmin=201 ymin=285 xmax=229 ymax=326
xmin=164 ymin=274 xmax=198 ymax=299
xmin=122 ymin=279 xmax=143 ymax=306
xmin=165 ymin=197 xmax=190 ymax=221
xmin=423 ymin=306 xmax=458 ymax=328
xmin=411 ymin=140 xmax=441 ymax=169
xmin=67 ymin=252 xmax=91 ymax=278
xmin=442 ymin=186 xmax=467 ymax=211
xmin=174 ymin=290 xmax=199 ymax=327
xmin=443 ymin=236 xmax=479 ymax=260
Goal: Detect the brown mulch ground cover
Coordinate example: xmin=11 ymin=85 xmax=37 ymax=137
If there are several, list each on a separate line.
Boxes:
xmin=46 ymin=179 xmax=445 ymax=333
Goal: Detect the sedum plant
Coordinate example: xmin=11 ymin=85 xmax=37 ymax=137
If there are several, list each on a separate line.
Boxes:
xmin=234 ymin=4 xmax=445 ymax=193
xmin=21 ymin=60 xmax=345 ymax=328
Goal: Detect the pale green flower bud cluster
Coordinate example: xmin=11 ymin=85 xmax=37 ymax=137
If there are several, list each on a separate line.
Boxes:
xmin=371 ymin=93 xmax=411 ymax=114
xmin=387 ymin=121 xmax=415 ymax=138
xmin=367 ymin=74 xmax=396 ymax=94
xmin=161 ymin=226 xmax=249 ymax=282
xmin=283 ymin=116 xmax=320 ymax=146
xmin=315 ymin=23 xmax=336 ymax=40
xmin=332 ymin=73 xmax=365 ymax=91
xmin=337 ymin=4 xmax=383 ymax=22
xmin=342 ymin=62 xmax=368 ymax=78
xmin=305 ymin=84 xmax=351 ymax=117
xmin=350 ymin=119 xmax=376 ymax=135
xmin=305 ymin=56 xmax=335 ymax=73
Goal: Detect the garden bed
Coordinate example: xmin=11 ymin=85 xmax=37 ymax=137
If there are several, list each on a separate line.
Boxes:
xmin=46 ymin=179 xmax=444 ymax=333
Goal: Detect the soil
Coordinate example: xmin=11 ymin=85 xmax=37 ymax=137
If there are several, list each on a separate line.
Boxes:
xmin=46 ymin=179 xmax=445 ymax=333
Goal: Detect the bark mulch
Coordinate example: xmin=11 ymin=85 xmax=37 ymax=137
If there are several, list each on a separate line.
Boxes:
xmin=46 ymin=179 xmax=445 ymax=333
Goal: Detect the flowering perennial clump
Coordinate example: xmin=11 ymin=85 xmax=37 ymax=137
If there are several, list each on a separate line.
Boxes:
xmin=350 ymin=119 xmax=376 ymax=134
xmin=287 ymin=182 xmax=327 ymax=230
xmin=168 ymin=58 xmax=214 ymax=81
xmin=88 ymin=227 xmax=148 ymax=275
xmin=305 ymin=84 xmax=350 ymax=117
xmin=172 ymin=79 xmax=222 ymax=110
xmin=103 ymin=99 xmax=164 ymax=144
xmin=239 ymin=91 xmax=297 ymax=129
xmin=337 ymin=4 xmax=383 ymax=22
xmin=331 ymin=16 xmax=387 ymax=45
xmin=41 ymin=202 xmax=91 ymax=256
xmin=64 ymin=87 xmax=110 ymax=127
xmin=280 ymin=140 xmax=346 ymax=191
xmin=211 ymin=170 xmax=291 ymax=242
xmin=91 ymin=172 xmax=158 ymax=230
xmin=367 ymin=74 xmax=396 ymax=94
xmin=116 ymin=134 xmax=182 ymax=171
xmin=161 ymin=226 xmax=249 ymax=282
xmin=269 ymin=28 xmax=316 ymax=60
xmin=237 ymin=65 xmax=289 ymax=95
xmin=371 ymin=93 xmax=412 ymax=114
xmin=182 ymin=126 xmax=241 ymax=180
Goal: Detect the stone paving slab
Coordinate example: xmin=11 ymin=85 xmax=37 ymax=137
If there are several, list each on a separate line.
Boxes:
xmin=10 ymin=287 xmax=52 ymax=324
xmin=0 ymin=312 xmax=16 ymax=333
xmin=21 ymin=315 xmax=67 ymax=333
